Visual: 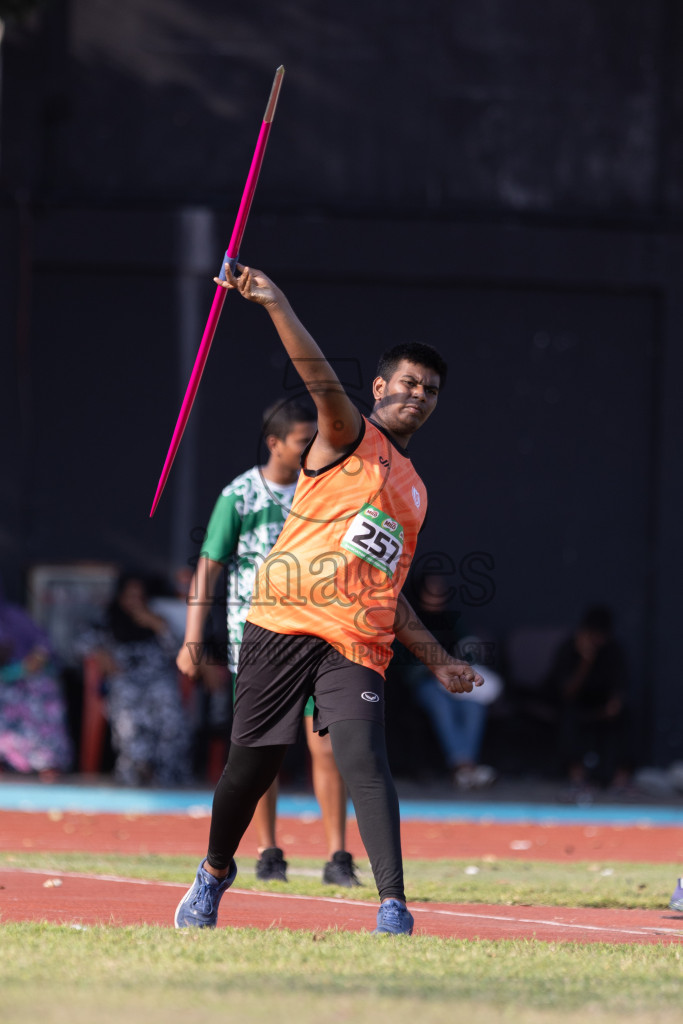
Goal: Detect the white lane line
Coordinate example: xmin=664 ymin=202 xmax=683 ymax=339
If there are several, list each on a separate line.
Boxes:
xmin=5 ymin=868 xmax=682 ymax=940
xmin=412 ymin=907 xmax=654 ymax=937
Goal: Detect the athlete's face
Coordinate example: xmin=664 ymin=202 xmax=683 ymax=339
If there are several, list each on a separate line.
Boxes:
xmin=371 ymin=360 xmax=441 ymax=440
xmin=269 ymin=421 xmax=316 ymax=478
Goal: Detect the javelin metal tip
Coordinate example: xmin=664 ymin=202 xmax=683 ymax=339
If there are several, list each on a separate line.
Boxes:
xmin=264 ymin=66 xmax=285 ymax=122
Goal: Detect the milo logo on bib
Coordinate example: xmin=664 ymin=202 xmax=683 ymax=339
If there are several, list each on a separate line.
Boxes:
xmin=341 ymin=503 xmax=405 ymax=577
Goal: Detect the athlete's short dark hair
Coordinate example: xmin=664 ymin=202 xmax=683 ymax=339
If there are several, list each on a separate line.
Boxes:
xmin=261 ymin=399 xmax=316 ymax=441
xmin=375 ymin=342 xmax=448 ymax=390
xmin=579 ymin=605 xmax=614 ymax=635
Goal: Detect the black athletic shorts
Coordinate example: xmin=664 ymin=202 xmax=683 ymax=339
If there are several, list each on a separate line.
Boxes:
xmin=232 ymin=621 xmax=386 ymax=746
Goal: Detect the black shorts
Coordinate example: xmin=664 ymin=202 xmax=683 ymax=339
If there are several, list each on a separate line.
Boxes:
xmin=232 ymin=621 xmax=386 ymax=746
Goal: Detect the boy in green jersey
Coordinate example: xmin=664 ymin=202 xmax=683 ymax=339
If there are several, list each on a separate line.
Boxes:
xmin=177 ymin=400 xmax=360 ymax=886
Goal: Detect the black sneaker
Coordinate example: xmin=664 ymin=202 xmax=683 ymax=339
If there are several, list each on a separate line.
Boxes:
xmin=322 ymin=850 xmax=361 ymax=887
xmin=255 ymin=846 xmax=288 ymax=882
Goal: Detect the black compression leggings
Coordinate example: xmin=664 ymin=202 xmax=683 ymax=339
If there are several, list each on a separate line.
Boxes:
xmin=207 ymin=742 xmax=286 ymax=871
xmin=328 ymin=719 xmax=405 ymax=902
xmin=206 ymin=720 xmax=405 ymax=903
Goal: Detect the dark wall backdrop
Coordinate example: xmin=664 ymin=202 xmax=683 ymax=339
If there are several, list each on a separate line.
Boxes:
xmin=2 ymin=0 xmax=683 ymax=766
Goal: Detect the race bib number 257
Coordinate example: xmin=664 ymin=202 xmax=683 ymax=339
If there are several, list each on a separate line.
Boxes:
xmin=340 ymin=504 xmax=404 ymax=578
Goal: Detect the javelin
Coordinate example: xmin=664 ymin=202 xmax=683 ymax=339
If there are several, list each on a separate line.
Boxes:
xmin=149 ymin=65 xmax=285 ymax=517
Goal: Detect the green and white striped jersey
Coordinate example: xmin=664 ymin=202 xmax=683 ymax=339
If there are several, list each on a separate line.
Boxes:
xmin=201 ymin=466 xmax=297 ymax=672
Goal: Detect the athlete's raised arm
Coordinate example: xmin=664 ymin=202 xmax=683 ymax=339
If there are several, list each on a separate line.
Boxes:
xmin=216 ymin=264 xmax=362 ymax=467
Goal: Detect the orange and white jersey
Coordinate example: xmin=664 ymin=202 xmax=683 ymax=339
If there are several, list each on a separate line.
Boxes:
xmin=247 ymin=416 xmax=427 ymax=676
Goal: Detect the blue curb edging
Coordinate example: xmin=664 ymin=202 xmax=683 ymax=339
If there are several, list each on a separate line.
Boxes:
xmin=1 ymin=783 xmax=683 ymax=825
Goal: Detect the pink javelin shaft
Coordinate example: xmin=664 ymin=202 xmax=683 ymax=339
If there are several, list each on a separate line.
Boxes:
xmin=150 ymin=66 xmax=285 ymax=517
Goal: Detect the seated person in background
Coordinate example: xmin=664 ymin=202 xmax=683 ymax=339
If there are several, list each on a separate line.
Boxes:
xmin=543 ymin=605 xmax=631 ymax=791
xmin=0 ymin=579 xmax=72 ymax=778
xmin=83 ymin=571 xmax=191 ymax=787
xmin=149 ymin=568 xmax=232 ymax=783
xmin=396 ymin=573 xmax=501 ymax=790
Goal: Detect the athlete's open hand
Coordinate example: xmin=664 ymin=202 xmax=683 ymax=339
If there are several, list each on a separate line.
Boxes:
xmin=432 ymin=657 xmax=484 ymax=695
xmin=214 ymin=263 xmax=280 ymax=306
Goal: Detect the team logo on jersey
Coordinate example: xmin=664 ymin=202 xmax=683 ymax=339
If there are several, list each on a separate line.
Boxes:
xmin=412 ymin=486 xmax=421 ymax=508
xmin=361 ymin=691 xmax=380 ymax=703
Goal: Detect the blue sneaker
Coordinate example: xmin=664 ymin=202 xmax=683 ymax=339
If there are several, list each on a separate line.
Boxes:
xmin=372 ymin=899 xmax=414 ymax=935
xmin=174 ymin=859 xmax=237 ymax=928
xmin=669 ymin=878 xmax=683 ymax=912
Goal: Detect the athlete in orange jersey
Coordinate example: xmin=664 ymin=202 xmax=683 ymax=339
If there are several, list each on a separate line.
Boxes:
xmin=175 ymin=263 xmax=484 ymax=936
xmin=247 ymin=413 xmax=428 ymax=676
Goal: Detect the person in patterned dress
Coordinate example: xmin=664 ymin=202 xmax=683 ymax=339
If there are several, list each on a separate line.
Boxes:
xmin=85 ymin=573 xmax=191 ymax=787
xmin=177 ymin=400 xmax=360 ymax=887
xmin=0 ymin=580 xmax=72 ymax=777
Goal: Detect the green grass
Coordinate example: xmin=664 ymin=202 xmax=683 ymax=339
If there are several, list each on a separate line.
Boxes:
xmin=0 ymin=849 xmax=677 ymax=909
xmin=2 ymin=851 xmax=681 ymax=1022
xmin=2 ymin=921 xmax=682 ymax=1024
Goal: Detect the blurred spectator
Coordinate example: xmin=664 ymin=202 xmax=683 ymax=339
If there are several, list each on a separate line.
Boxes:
xmin=543 ymin=605 xmax=631 ymax=791
xmin=83 ymin=571 xmax=191 ymax=787
xmin=0 ymin=580 xmax=72 ymax=777
xmin=150 ymin=567 xmax=231 ymax=781
xmin=396 ymin=573 xmax=501 ymax=789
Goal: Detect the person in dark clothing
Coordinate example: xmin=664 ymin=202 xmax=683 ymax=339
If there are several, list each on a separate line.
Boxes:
xmin=394 ymin=572 xmax=499 ymax=789
xmin=544 ymin=605 xmax=630 ymax=789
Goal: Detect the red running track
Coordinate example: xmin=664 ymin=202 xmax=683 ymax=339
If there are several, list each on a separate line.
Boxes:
xmin=2 ymin=810 xmax=683 ymax=862
xmin=1 ymin=868 xmax=682 ymax=944
xmin=1 ymin=810 xmax=682 ymax=944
